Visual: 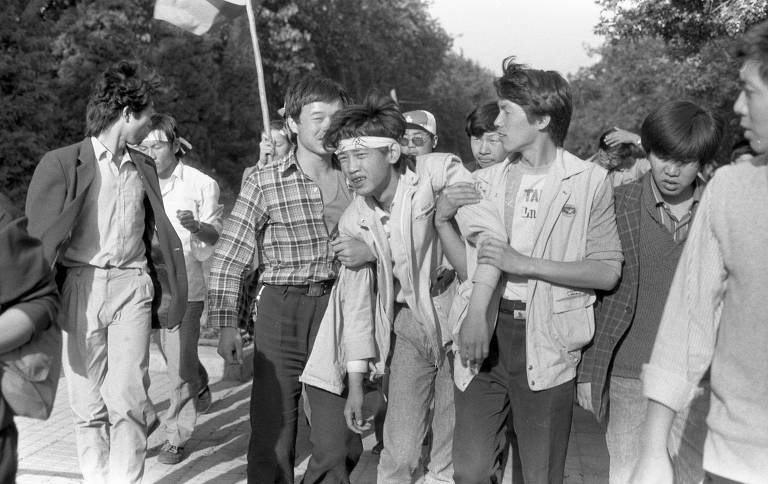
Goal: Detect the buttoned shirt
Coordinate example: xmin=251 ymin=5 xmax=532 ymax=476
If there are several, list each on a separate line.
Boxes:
xmin=649 ymin=175 xmax=704 ymax=243
xmin=160 ymin=162 xmax=223 ymax=301
xmin=61 ymin=137 xmax=146 ymax=269
xmin=207 ymin=151 xmax=351 ymax=328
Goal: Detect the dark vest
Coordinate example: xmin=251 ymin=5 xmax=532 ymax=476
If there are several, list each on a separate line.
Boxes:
xmin=612 ymin=200 xmax=685 ymax=378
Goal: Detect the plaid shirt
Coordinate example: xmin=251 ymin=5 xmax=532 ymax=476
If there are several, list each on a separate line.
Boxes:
xmin=207 ymin=152 xmax=349 ymax=328
xmin=650 ymin=175 xmax=704 ymax=243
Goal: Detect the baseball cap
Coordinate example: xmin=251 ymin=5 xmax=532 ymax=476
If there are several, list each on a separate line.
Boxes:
xmin=403 ymin=110 xmax=437 ymax=136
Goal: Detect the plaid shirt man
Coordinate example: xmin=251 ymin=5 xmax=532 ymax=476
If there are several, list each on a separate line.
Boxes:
xmin=578 ymin=172 xmax=703 ymax=420
xmin=208 ymin=151 xmax=348 ymax=329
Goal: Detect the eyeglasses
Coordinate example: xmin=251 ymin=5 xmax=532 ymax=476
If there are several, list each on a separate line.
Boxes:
xmin=399 ymin=135 xmax=431 ymax=147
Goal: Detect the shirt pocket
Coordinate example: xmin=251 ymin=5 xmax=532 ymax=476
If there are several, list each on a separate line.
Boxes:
xmin=550 ymin=286 xmax=596 ymax=353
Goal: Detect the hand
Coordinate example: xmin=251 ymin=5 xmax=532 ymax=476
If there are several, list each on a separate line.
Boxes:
xmin=176 ymin=210 xmax=200 ymax=234
xmin=604 ymin=128 xmax=640 ymax=147
xmin=477 ymin=238 xmax=531 ymax=276
xmin=343 ymin=379 xmax=371 ymax=434
xmin=217 ymin=327 xmax=243 ymax=365
xmin=576 ymin=382 xmax=594 ymax=413
xmin=628 ymin=452 xmax=673 ymax=484
xmin=456 ymin=305 xmax=491 ymax=368
xmin=259 ymin=132 xmax=275 ymax=165
xmin=435 ymin=183 xmax=482 ymax=226
xmin=331 ymin=236 xmax=375 ymax=268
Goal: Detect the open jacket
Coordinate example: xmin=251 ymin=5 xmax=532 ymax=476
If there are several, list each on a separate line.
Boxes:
xmin=578 ymin=174 xmax=649 ymax=421
xmin=458 ymin=149 xmax=617 ymax=391
xmin=300 ymin=152 xmax=506 ymax=395
xmin=25 ymin=138 xmax=187 ymax=329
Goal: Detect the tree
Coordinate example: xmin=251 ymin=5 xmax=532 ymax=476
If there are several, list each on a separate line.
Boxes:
xmin=564 ymin=0 xmax=767 ymax=162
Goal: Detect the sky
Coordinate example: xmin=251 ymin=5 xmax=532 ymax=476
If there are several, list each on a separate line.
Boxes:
xmin=427 ymin=0 xmax=605 ymax=76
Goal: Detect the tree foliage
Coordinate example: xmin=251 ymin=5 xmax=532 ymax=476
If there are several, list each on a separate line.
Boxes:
xmin=566 ymin=0 xmax=767 ymax=162
xmin=1 ymin=0 xmax=492 ymax=209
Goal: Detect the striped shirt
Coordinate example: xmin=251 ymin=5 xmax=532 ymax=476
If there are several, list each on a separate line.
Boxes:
xmin=207 ymin=151 xmax=351 ymax=328
xmin=650 ymin=176 xmax=705 ymax=243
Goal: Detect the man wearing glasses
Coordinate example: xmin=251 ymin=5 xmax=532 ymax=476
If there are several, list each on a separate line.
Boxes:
xmin=401 ymin=110 xmax=439 ymax=156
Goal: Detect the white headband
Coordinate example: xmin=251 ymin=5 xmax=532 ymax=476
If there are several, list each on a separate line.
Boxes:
xmin=335 ymin=136 xmax=398 ymax=154
xmin=143 ymin=130 xmax=193 ymax=154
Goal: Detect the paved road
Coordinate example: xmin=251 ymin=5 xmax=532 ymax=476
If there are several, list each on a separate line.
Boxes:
xmin=15 ymin=344 xmax=608 ymax=483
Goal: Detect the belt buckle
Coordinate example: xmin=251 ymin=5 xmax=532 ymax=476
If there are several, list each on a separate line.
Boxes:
xmin=306 ymin=282 xmax=325 ymax=297
xmin=512 ymin=309 xmax=527 ymax=320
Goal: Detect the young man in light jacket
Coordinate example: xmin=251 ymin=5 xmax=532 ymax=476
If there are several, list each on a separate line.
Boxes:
xmin=301 ymin=94 xmax=507 ymax=483
xmin=446 ymin=58 xmax=623 ymax=484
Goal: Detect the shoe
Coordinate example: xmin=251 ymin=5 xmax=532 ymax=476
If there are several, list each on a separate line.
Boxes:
xmin=197 ymin=385 xmax=213 ymax=414
xmin=371 ymin=440 xmax=384 ymax=455
xmin=158 ymin=441 xmax=185 ymax=465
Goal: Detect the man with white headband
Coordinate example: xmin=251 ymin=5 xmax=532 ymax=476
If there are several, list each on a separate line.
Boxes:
xmin=301 ymin=94 xmax=507 ymax=483
xmin=140 ymin=113 xmax=223 ymax=465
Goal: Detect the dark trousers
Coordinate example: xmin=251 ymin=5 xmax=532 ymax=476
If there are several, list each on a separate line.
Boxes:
xmin=247 ymin=285 xmax=361 ymax=484
xmin=0 ymin=421 xmax=17 ymax=484
xmin=453 ymin=308 xmax=574 ymax=484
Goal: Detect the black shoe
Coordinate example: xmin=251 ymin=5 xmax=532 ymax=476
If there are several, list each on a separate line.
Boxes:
xmin=372 ymin=441 xmax=384 ymax=455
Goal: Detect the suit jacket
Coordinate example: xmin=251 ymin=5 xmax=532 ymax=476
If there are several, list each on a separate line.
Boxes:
xmin=578 ymin=175 xmax=645 ymax=421
xmin=25 ymin=138 xmax=187 ymax=329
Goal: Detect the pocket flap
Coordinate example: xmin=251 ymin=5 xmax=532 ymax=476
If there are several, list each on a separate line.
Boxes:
xmin=552 ymin=287 xmax=595 ymax=314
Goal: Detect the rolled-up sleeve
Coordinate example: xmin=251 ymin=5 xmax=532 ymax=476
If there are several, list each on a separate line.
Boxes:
xmin=585 ymin=177 xmax=623 ymax=263
xmin=441 ymin=155 xmax=507 ymax=288
xmin=207 ymin=177 xmax=266 ymax=328
xmin=642 ymin=188 xmax=725 ymax=411
xmin=190 ymin=178 xmax=224 ymax=262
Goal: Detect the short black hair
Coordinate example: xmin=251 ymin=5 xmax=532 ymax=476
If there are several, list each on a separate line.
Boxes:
xmin=323 ymin=94 xmax=412 ymax=170
xmin=735 ymin=20 xmax=768 ymax=83
xmin=283 ymin=74 xmax=350 ymax=120
xmin=85 ymin=60 xmax=160 ymax=137
xmin=465 ymin=102 xmax=500 ymax=138
xmin=641 ymin=101 xmax=723 ymax=164
xmin=494 ymin=57 xmax=572 ymax=146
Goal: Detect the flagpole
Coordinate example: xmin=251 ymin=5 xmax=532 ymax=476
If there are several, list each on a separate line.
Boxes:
xmin=244 ymin=0 xmax=272 ymax=154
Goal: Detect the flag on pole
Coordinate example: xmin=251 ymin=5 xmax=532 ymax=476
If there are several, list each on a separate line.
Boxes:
xmin=154 ymin=0 xmax=247 ymax=35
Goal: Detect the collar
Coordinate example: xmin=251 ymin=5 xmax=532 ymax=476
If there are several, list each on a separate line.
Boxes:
xmin=91 ymin=136 xmax=131 ymax=166
xmin=500 ymin=148 xmax=587 ymax=180
xmin=278 ymin=149 xmax=300 ymax=175
xmin=169 ymin=160 xmax=185 ymax=181
xmin=648 ymin=173 xmax=705 ymax=208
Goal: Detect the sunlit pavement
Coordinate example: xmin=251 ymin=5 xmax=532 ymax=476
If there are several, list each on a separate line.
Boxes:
xmin=15 ymin=343 xmax=607 ymax=483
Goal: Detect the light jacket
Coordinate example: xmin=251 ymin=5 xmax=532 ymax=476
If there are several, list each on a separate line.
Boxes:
xmin=300 ymin=152 xmax=507 ymax=395
xmin=459 ymin=148 xmax=617 ymax=391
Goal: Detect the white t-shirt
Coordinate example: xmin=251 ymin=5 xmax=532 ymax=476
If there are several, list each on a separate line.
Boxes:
xmin=503 ymin=163 xmax=550 ymax=301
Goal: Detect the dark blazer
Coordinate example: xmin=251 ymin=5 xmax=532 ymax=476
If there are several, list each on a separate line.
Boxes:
xmin=25 ymin=138 xmax=187 ymax=329
xmin=578 ymin=175 xmax=645 ymax=421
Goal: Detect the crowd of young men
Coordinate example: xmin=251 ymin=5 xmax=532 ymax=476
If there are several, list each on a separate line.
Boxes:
xmin=3 ymin=15 xmax=768 ymax=484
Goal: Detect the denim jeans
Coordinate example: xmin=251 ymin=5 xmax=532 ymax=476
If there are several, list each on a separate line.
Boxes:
xmin=453 ymin=309 xmax=573 ymax=484
xmin=61 ymin=266 xmax=153 ymax=484
xmin=154 ymin=301 xmax=209 ymax=447
xmin=606 ymin=375 xmax=709 ymax=484
xmin=377 ymin=306 xmax=454 ymax=484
